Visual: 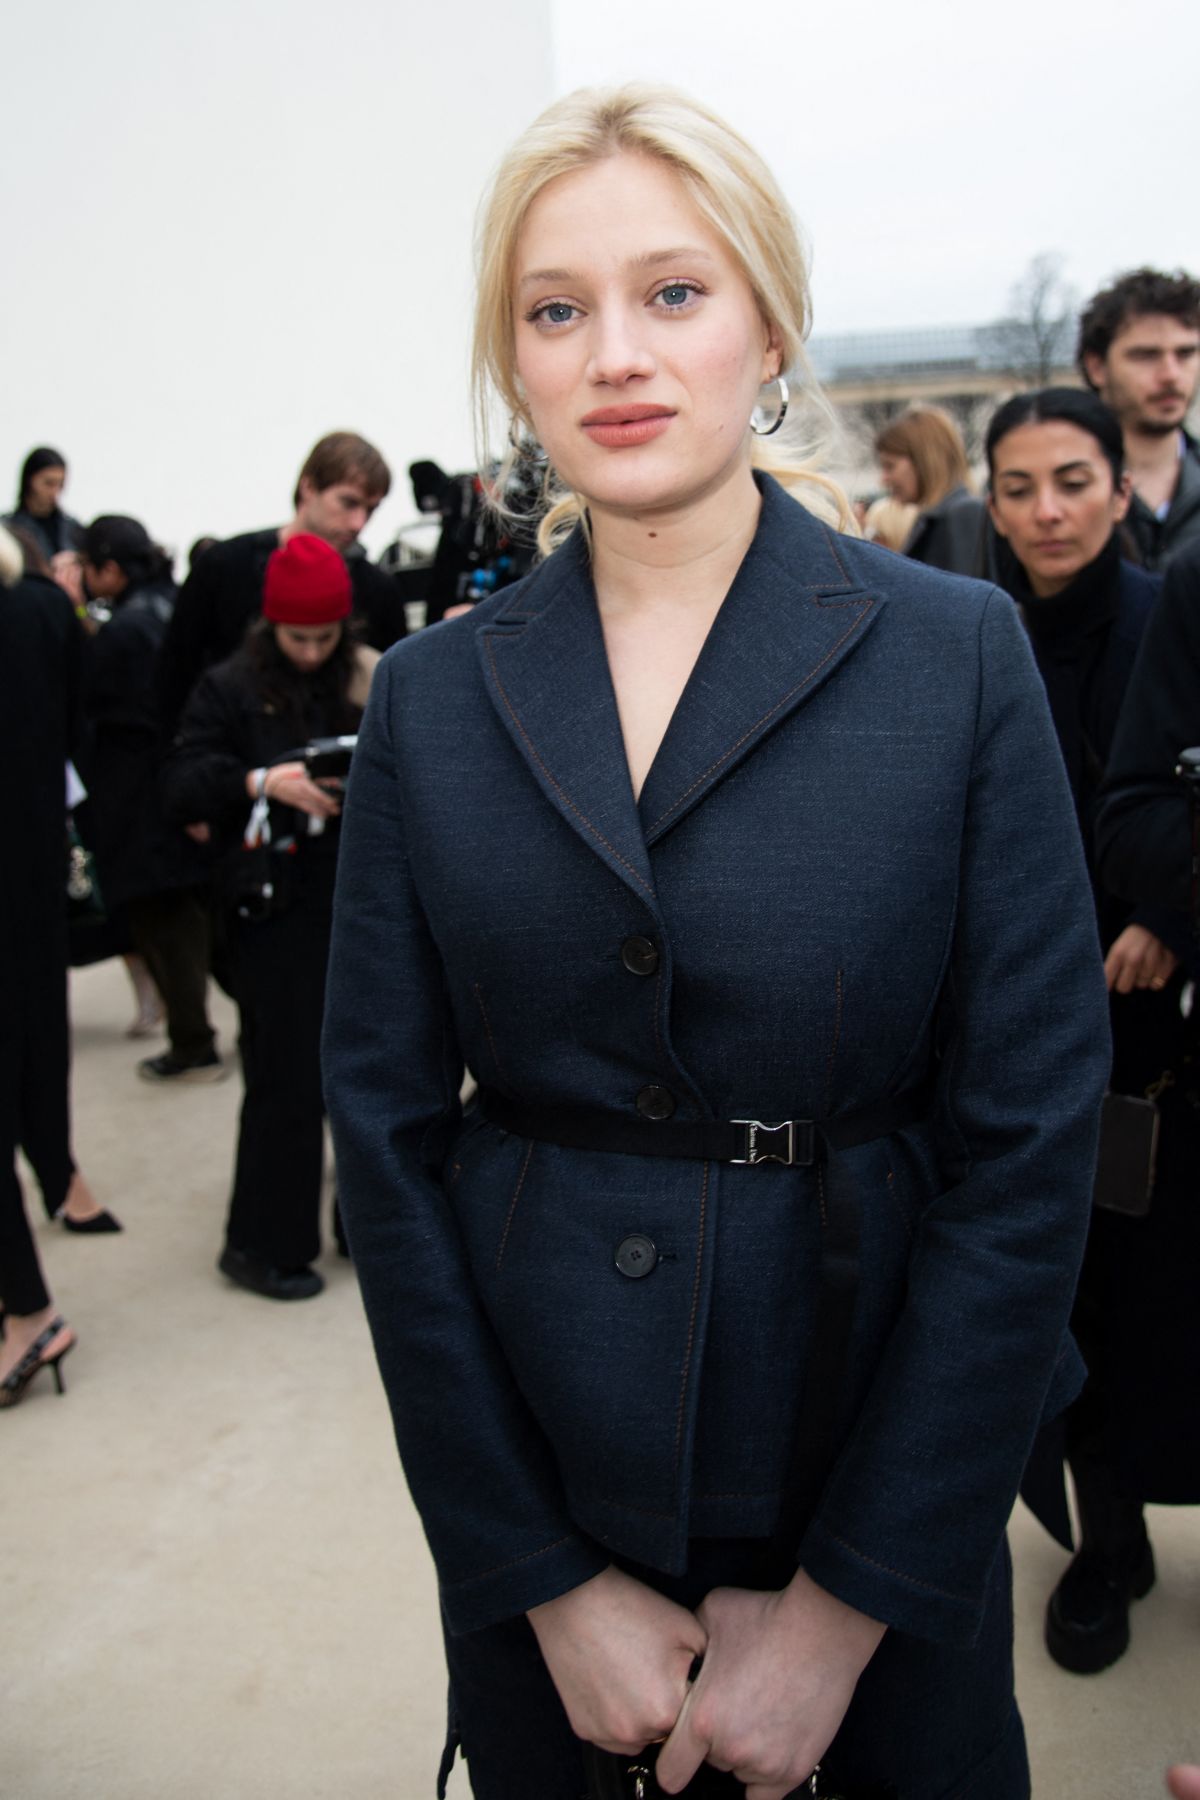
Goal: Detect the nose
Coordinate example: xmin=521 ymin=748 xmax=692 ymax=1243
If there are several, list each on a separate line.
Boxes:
xmin=586 ymin=302 xmax=656 ymax=387
xmin=1032 ymin=483 xmax=1065 ymax=524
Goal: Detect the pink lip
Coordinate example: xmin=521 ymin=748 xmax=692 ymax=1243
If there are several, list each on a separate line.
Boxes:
xmin=581 ymin=405 xmax=675 ymax=448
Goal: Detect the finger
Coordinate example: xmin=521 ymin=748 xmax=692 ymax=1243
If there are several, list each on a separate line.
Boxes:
xmin=653 ymin=1684 xmax=708 ymax=1795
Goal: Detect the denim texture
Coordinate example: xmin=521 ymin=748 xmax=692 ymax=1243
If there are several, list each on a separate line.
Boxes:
xmin=323 ymin=475 xmax=1110 ymax=1640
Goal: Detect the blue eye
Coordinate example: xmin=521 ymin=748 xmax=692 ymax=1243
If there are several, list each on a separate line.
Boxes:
xmin=528 ymin=300 xmax=577 ymax=328
xmin=659 ymin=284 xmax=693 ymax=307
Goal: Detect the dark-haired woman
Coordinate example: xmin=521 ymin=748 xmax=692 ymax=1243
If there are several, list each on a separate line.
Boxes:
xmin=80 ymin=516 xmax=221 ymax=1083
xmin=987 ymin=386 xmax=1199 ymax=1674
xmin=4 ymin=447 xmax=84 ymax=565
xmin=161 ymin=534 xmax=378 ymax=1300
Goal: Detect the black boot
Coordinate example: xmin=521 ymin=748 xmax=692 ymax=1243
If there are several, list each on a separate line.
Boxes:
xmin=1045 ymin=1456 xmax=1155 ymax=1674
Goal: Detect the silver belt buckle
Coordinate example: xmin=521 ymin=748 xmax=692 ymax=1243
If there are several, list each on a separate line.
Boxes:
xmin=731 ymin=1118 xmax=796 ymax=1165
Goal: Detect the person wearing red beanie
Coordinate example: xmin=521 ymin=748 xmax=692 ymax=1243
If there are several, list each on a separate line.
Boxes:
xmin=159 ymin=537 xmax=379 ymax=1301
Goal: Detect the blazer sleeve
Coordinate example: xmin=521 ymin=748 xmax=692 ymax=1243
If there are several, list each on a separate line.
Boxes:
xmin=1096 ymin=547 xmax=1200 ymax=912
xmin=797 ymin=591 xmax=1111 ymax=1645
xmin=322 ymin=651 xmax=609 ymax=1633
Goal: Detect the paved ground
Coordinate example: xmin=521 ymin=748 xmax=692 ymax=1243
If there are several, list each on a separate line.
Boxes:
xmin=2 ymin=958 xmax=1197 ymax=1798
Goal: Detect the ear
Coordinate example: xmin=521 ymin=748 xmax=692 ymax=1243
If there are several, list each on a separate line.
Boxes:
xmin=985 ymin=492 xmax=1009 ymax=540
xmin=762 ymin=322 xmax=784 ymax=384
xmin=1081 ymin=351 xmax=1107 ymax=395
xmin=1111 ymin=471 xmax=1133 ymax=526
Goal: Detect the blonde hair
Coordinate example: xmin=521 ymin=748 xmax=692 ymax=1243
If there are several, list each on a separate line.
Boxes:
xmin=863 ymin=494 xmax=918 ymax=552
xmin=0 ymin=523 xmax=24 ymax=590
xmin=472 ymin=84 xmax=851 ymax=555
xmin=875 ymin=406 xmax=972 ymax=511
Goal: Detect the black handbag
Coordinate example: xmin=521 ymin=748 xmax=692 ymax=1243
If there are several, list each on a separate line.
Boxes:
xmin=1093 ymin=1090 xmax=1160 ymax=1217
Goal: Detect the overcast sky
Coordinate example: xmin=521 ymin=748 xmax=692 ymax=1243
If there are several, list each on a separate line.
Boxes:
xmin=554 ymin=0 xmax=1198 ymax=335
xmin=2 ymin=0 xmax=1196 ymax=564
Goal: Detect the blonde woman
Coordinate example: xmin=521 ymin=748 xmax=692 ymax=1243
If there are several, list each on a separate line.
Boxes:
xmin=875 ymin=405 xmax=987 ymax=575
xmin=325 ymin=88 xmax=1108 ymax=1799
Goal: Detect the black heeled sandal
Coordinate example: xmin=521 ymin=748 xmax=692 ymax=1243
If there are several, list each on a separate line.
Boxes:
xmin=0 ymin=1316 xmax=76 ymax=1408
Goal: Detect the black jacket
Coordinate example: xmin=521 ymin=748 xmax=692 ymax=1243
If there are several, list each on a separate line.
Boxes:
xmin=1097 ymin=539 xmax=1200 ymax=914
xmin=1125 ymin=430 xmax=1200 ymax=573
xmin=160 ymin=642 xmax=375 ymax=883
xmin=82 ymin=579 xmax=208 ymax=910
xmin=902 ymin=485 xmax=988 ymax=577
xmin=159 ymin=528 xmax=403 ymax=732
xmin=1 ymin=505 xmax=84 ymax=562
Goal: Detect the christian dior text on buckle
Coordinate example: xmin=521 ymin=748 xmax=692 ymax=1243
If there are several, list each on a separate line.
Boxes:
xmin=730 ymin=1118 xmax=816 ymax=1166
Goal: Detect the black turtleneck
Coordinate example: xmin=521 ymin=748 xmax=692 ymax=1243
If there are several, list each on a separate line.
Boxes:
xmin=1003 ymin=533 xmax=1123 ymax=828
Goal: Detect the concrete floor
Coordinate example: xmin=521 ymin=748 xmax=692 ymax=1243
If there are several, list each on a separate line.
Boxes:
xmin=2 ymin=958 xmax=1196 ymax=1798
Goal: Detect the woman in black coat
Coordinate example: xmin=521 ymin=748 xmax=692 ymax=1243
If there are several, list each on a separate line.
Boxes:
xmin=4 ymin=446 xmax=84 ymax=564
xmin=81 ymin=516 xmax=221 ymax=1081
xmin=161 ymin=534 xmax=377 ymax=1301
xmin=0 ymin=525 xmax=80 ymax=1404
xmin=987 ymin=386 xmax=1198 ymax=1674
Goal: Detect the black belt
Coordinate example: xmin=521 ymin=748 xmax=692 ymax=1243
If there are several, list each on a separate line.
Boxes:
xmin=478 ymin=1089 xmax=926 ymax=1167
xmin=480 ymin=1082 xmax=931 ymax=1569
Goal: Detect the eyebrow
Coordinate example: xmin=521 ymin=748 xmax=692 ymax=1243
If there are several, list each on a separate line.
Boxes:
xmin=517 ymin=246 xmax=719 ymax=291
xmin=995 ymin=459 xmax=1095 ymax=479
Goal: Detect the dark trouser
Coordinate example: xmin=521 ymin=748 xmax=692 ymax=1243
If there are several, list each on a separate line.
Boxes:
xmin=439 ymin=1538 xmax=1028 ymax=1800
xmin=125 ymin=887 xmax=215 ymax=1064
xmin=0 ymin=1162 xmax=50 ymax=1316
xmin=224 ymin=871 xmax=332 ymax=1270
xmin=14 ymin=947 xmax=73 ymax=1220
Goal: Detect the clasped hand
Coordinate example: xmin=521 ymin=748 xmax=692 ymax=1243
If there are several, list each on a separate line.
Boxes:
xmin=529 ymin=1566 xmax=885 ymax=1800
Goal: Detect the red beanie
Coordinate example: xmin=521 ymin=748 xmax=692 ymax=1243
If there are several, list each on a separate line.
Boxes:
xmin=263 ymin=533 xmax=352 ymax=625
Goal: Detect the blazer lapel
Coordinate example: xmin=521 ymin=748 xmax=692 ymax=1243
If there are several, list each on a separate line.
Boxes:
xmin=476 ymin=533 xmax=660 ymax=913
xmin=637 ymin=477 xmax=886 ymax=847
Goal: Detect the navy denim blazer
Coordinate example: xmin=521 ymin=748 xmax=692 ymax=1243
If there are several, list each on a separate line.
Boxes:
xmin=323 ymin=475 xmax=1110 ymax=1644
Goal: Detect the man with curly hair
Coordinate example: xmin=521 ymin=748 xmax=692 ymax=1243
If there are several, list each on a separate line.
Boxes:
xmin=1079 ymin=267 xmax=1200 ymax=570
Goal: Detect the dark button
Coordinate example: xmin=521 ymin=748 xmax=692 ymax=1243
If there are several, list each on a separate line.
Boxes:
xmin=615 ymin=1234 xmax=658 ymax=1279
xmin=636 ymin=1084 xmax=676 ymax=1121
xmin=620 ymin=935 xmax=659 ymax=977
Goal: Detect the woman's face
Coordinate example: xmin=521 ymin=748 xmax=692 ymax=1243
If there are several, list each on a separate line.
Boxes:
xmin=274 ymin=622 xmax=342 ymax=671
xmin=878 ymin=451 xmax=919 ymax=506
xmin=987 ymin=420 xmax=1131 ymax=598
xmin=512 ymin=151 xmax=781 ymax=522
xmin=25 ymin=465 xmax=66 ymax=517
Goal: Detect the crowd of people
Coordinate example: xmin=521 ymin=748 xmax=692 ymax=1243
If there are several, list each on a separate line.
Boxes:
xmin=1 ymin=83 xmax=1198 ymax=1796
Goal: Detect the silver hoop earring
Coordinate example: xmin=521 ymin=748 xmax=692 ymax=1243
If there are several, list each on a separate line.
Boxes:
xmin=750 ymin=374 xmax=789 ymax=437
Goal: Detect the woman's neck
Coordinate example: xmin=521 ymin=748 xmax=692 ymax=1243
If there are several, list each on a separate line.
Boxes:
xmin=589 ymin=459 xmax=761 ymax=619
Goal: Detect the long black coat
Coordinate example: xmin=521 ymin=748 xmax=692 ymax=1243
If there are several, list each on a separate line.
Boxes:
xmin=81 ymin=580 xmax=208 ymax=911
xmin=1093 ymin=542 xmax=1200 ymax=1499
xmin=0 ymin=574 xmax=82 ymax=1213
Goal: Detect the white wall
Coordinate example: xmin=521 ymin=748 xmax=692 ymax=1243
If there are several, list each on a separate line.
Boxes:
xmin=1 ymin=0 xmax=554 ymax=564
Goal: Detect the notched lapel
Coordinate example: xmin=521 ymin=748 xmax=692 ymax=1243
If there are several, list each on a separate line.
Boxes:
xmin=637 ymin=479 xmax=885 ymax=846
xmin=476 ymin=534 xmax=660 ymax=913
